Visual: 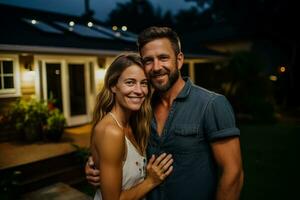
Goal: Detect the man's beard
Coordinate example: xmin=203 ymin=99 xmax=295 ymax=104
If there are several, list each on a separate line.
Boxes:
xmin=150 ymin=62 xmax=180 ymax=92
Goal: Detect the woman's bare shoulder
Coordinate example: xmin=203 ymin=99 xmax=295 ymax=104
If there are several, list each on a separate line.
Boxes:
xmin=93 ymin=115 xmax=124 ymax=143
xmin=93 ymin=115 xmax=125 ymax=161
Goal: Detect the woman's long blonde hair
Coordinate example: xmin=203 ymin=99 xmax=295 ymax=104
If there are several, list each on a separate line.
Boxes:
xmin=91 ymin=53 xmax=152 ymax=154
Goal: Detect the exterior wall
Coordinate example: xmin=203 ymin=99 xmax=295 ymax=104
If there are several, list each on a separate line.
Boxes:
xmin=0 ymin=51 xmax=118 ymax=128
xmin=0 ymin=53 xmax=21 ymax=114
xmin=19 ymin=55 xmax=36 ymax=100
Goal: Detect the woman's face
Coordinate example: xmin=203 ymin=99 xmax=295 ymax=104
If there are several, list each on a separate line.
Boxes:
xmin=112 ymin=64 xmax=149 ymax=112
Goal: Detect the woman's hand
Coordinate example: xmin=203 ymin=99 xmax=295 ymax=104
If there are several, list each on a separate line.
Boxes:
xmin=145 ymin=153 xmax=173 ymax=187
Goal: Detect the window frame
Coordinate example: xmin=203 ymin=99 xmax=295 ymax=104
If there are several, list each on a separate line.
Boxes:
xmin=0 ymin=55 xmax=21 ymax=98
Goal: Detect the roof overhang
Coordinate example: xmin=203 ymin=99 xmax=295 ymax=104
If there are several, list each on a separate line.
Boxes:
xmin=0 ymin=44 xmax=124 ymax=56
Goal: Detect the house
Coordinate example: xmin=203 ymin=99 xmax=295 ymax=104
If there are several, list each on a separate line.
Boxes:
xmin=0 ymin=4 xmax=227 ymax=127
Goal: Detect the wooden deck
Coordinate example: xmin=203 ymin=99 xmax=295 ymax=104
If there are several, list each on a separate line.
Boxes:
xmin=0 ymin=124 xmax=94 ymax=199
xmin=0 ymin=124 xmax=91 ymax=170
xmin=21 ymin=182 xmax=92 ymax=200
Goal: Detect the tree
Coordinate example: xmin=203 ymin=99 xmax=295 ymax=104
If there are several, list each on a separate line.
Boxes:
xmin=106 ymin=0 xmax=173 ymax=33
xmin=221 ymin=51 xmax=276 ymax=122
xmin=175 ymin=6 xmax=214 ymax=33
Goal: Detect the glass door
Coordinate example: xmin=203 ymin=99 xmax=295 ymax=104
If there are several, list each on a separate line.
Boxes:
xmin=45 ymin=63 xmax=63 ymax=111
xmin=68 ymin=64 xmax=87 ymax=116
xmin=38 ymin=57 xmax=94 ymax=127
xmin=66 ymin=63 xmax=90 ymax=126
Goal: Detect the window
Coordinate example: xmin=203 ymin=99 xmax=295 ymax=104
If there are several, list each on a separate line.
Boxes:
xmin=0 ymin=56 xmax=20 ymax=97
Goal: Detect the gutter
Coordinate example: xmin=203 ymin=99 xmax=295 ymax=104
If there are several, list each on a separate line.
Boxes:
xmin=0 ymin=44 xmax=123 ymax=56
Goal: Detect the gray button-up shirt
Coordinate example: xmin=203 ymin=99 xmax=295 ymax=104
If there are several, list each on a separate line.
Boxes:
xmin=147 ymin=78 xmax=240 ymax=200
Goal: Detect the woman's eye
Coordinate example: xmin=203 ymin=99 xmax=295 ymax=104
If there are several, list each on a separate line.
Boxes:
xmin=141 ymin=81 xmax=148 ymax=87
xmin=125 ymin=81 xmax=134 ymax=86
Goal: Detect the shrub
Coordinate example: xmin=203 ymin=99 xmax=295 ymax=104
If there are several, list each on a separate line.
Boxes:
xmin=8 ymin=98 xmax=66 ymax=142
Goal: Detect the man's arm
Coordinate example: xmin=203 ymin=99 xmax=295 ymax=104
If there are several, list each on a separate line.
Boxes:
xmin=211 ymin=137 xmax=244 ymax=200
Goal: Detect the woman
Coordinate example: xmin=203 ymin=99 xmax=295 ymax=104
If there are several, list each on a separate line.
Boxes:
xmin=90 ymin=53 xmax=173 ymax=200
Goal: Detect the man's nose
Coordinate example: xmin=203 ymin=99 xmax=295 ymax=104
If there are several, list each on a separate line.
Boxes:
xmin=152 ymin=59 xmax=161 ymax=71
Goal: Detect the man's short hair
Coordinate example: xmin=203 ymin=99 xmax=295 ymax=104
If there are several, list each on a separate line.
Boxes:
xmin=137 ymin=26 xmax=181 ymax=56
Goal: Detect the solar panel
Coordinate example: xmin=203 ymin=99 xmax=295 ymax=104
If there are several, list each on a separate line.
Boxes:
xmin=54 ymin=22 xmax=114 ymax=40
xmin=93 ymin=24 xmax=137 ymax=42
xmin=22 ymin=18 xmax=63 ymax=34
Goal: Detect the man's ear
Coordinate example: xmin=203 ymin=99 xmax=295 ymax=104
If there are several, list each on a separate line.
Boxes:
xmin=177 ymin=52 xmax=184 ymax=70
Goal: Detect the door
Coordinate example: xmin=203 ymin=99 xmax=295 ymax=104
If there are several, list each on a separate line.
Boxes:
xmin=66 ymin=63 xmax=90 ymax=126
xmin=40 ymin=58 xmax=92 ymax=126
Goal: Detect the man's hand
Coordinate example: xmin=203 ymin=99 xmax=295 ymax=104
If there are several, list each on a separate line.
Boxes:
xmin=85 ymin=156 xmax=100 ymax=187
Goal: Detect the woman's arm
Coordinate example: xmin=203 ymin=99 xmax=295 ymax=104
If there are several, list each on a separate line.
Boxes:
xmin=94 ymin=125 xmax=173 ymax=200
xmin=95 ymin=124 xmax=124 ymax=200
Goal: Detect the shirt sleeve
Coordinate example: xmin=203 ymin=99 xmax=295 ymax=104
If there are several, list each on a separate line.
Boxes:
xmin=204 ymin=94 xmax=240 ymax=141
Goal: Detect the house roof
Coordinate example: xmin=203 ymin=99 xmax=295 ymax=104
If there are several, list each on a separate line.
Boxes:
xmin=0 ymin=4 xmax=137 ymax=55
xmin=0 ymin=4 xmax=227 ymax=58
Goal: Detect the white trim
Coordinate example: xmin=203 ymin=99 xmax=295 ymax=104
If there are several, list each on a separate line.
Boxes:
xmin=33 ymin=57 xmax=41 ymax=100
xmin=0 ymin=54 xmax=21 ymax=98
xmin=0 ymin=44 xmax=123 ymax=56
xmin=35 ymin=55 xmax=97 ymax=126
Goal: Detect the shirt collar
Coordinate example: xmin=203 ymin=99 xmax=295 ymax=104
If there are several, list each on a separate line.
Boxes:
xmin=151 ymin=77 xmax=192 ymax=103
xmin=175 ymin=77 xmax=192 ymax=100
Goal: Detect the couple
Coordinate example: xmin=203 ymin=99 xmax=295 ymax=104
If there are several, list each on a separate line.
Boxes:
xmin=88 ymin=27 xmax=244 ymax=200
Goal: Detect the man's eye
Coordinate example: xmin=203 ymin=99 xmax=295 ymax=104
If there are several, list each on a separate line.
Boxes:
xmin=143 ymin=59 xmax=152 ymax=65
xmin=160 ymin=56 xmax=168 ymax=61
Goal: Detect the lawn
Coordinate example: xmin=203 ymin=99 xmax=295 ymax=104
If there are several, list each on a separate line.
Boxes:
xmin=240 ymin=122 xmax=300 ymax=200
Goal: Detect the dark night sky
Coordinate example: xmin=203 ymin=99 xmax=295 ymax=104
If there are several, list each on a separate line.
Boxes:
xmin=0 ymin=0 xmax=212 ymax=21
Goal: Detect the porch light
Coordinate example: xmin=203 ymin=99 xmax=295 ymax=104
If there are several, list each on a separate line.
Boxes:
xmin=112 ymin=26 xmax=118 ymax=31
xmin=279 ymin=66 xmax=286 ymax=73
xmin=269 ymin=75 xmax=277 ymax=81
xmin=121 ymin=26 xmax=127 ymax=31
xmin=96 ymin=69 xmax=106 ymax=80
xmin=87 ymin=22 xmax=93 ymax=27
xmin=69 ymin=21 xmax=75 ymax=27
xmin=25 ymin=62 xmax=33 ymax=71
xmin=31 ymin=19 xmax=37 ymax=24
xmin=22 ymin=70 xmax=35 ymax=86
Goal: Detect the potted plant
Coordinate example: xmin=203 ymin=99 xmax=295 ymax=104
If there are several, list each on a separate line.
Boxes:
xmin=9 ymin=99 xmax=48 ymax=142
xmin=45 ymin=109 xmax=66 ymax=141
xmin=23 ymin=99 xmax=48 ymax=142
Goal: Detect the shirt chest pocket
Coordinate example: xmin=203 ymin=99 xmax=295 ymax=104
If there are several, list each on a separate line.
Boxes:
xmin=170 ymin=124 xmax=204 ymax=154
xmin=173 ymin=124 xmax=199 ymax=136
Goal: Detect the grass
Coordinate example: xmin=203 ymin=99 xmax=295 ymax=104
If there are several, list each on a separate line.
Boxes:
xmin=239 ymin=122 xmax=300 ymax=200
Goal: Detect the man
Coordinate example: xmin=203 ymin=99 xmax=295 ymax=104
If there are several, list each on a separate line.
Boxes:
xmin=86 ymin=26 xmax=244 ymax=200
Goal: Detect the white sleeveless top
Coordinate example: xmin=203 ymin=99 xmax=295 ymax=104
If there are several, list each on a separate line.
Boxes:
xmin=94 ymin=113 xmax=146 ymax=200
